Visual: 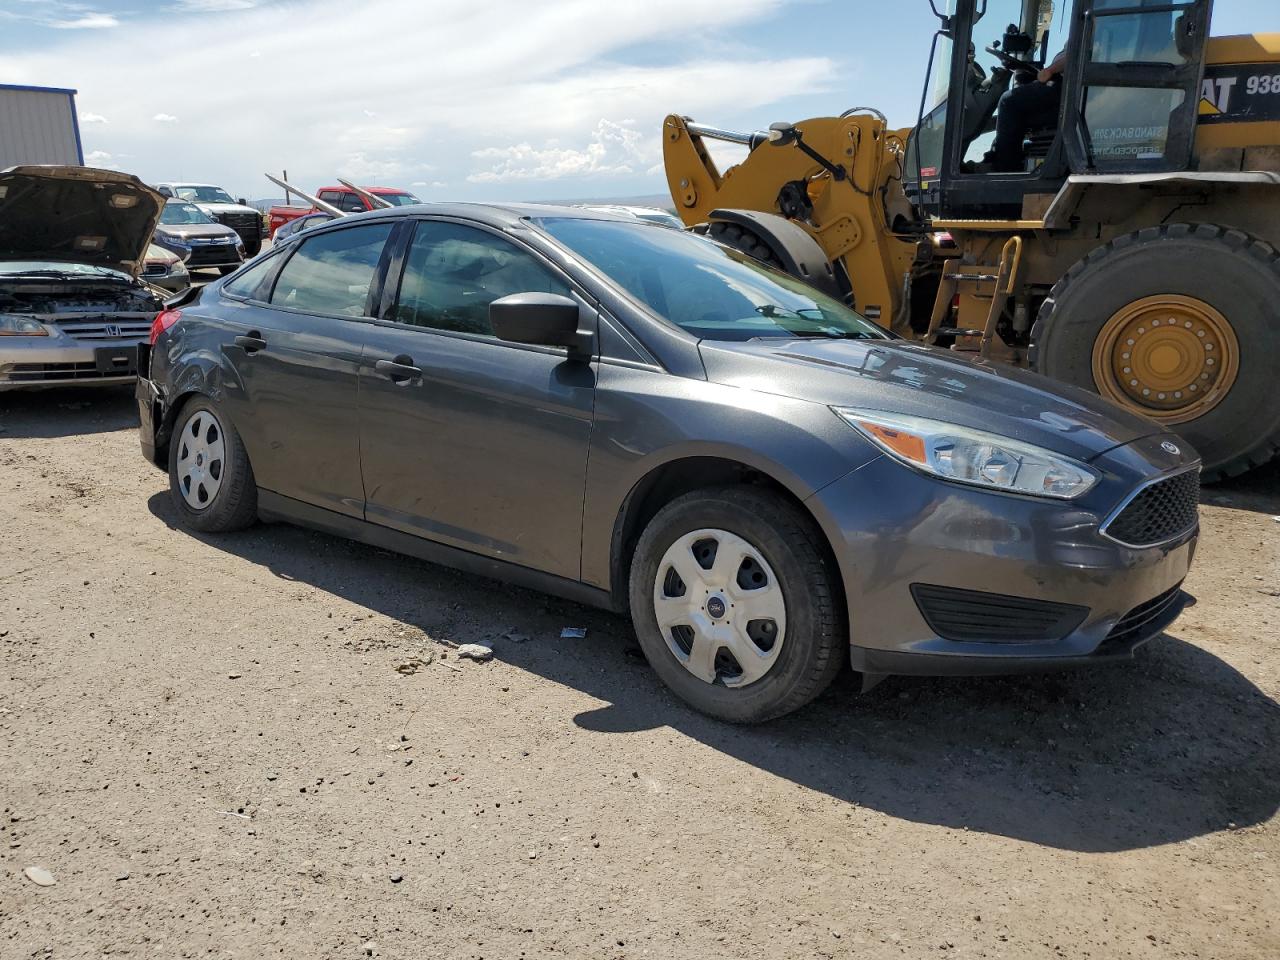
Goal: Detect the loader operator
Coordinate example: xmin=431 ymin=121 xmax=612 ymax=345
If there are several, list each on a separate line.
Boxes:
xmin=987 ymin=48 xmax=1067 ymax=171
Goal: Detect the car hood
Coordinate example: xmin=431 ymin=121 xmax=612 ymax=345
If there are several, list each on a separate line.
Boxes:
xmin=698 ymin=337 xmax=1165 ymax=463
xmin=0 ymin=165 xmax=165 ymax=278
xmin=156 ymin=222 xmax=239 ymax=241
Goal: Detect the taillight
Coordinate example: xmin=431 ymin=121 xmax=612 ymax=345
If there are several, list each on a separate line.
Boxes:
xmin=149 ymin=308 xmax=181 ymax=345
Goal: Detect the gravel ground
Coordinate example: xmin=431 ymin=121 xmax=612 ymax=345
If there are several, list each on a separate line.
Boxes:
xmin=1 ymin=386 xmax=1277 ymax=960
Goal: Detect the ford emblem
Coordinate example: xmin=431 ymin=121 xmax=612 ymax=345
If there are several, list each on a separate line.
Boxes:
xmin=1161 ymin=440 xmax=1180 ymax=456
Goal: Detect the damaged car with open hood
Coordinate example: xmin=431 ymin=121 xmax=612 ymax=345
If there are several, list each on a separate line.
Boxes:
xmin=0 ymin=165 xmax=167 ymax=390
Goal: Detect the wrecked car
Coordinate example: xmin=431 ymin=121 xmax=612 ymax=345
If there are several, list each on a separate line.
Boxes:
xmin=0 ymin=165 xmax=167 ymax=390
xmin=142 ymin=243 xmax=191 ymax=294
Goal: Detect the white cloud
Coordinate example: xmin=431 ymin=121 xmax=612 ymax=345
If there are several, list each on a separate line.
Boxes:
xmin=174 ymin=0 xmax=260 ymax=10
xmin=0 ymin=0 xmax=836 ymax=200
xmin=469 ymin=119 xmax=649 ymax=183
xmin=51 ymin=13 xmax=120 ymax=29
xmin=81 ymin=112 xmax=109 ymax=124
xmin=85 ymin=149 xmax=114 ymax=165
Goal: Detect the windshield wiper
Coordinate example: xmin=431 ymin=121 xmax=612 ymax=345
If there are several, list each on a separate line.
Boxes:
xmin=5 ymin=268 xmax=128 ymax=282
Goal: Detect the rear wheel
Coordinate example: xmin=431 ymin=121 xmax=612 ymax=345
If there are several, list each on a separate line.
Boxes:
xmin=1031 ymin=223 xmax=1280 ymax=479
xmin=628 ymin=487 xmax=844 ymax=723
xmin=167 ymin=396 xmax=258 ymax=532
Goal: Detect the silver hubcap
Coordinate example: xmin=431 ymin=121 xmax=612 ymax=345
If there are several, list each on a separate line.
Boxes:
xmin=176 ymin=409 xmax=226 ymax=511
xmin=652 ymin=528 xmax=786 ymax=688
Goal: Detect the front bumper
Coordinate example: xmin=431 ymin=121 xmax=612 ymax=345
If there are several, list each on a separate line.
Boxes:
xmin=0 ymin=337 xmax=145 ymax=390
xmin=811 ymin=435 xmax=1199 ymax=676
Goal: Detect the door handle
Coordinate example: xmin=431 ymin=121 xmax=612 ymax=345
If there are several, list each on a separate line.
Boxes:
xmin=375 ymin=355 xmax=422 ymax=384
xmin=234 ymin=331 xmax=267 ymax=353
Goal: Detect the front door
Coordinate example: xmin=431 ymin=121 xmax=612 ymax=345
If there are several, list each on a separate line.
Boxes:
xmin=357 ymin=219 xmax=597 ymax=581
xmin=220 ymin=220 xmax=394 ymax=517
xmin=1062 ymin=0 xmax=1212 ymax=172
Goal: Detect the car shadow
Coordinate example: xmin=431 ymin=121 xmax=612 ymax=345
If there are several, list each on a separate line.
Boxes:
xmin=0 ymin=386 xmax=138 ymax=439
xmin=147 ymin=491 xmax=1280 ymax=855
xmin=1202 ymin=458 xmax=1280 ymax=516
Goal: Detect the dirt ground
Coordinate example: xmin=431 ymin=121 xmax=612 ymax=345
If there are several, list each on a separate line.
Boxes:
xmin=1 ymin=385 xmax=1277 ymax=960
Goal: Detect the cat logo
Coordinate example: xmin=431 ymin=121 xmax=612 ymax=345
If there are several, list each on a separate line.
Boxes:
xmin=1198 ymin=75 xmax=1237 ymax=116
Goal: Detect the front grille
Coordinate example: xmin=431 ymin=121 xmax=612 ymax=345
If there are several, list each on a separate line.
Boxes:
xmin=911 ymin=583 xmax=1089 ymax=643
xmin=1103 ymin=469 xmax=1199 ymax=547
xmin=1101 ymin=583 xmax=1184 ymax=650
xmin=55 ymin=317 xmax=152 ymax=341
xmin=214 ymin=212 xmax=262 ymax=242
xmin=4 ymin=361 xmax=135 ymax=382
xmin=186 ymin=243 xmax=240 ymax=267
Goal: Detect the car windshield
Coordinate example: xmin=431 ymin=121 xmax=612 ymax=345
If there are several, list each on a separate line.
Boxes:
xmin=536 ymin=218 xmax=887 ymax=341
xmin=174 ymin=186 xmax=236 ymax=204
xmin=379 ymin=192 xmax=421 ymax=206
xmin=160 ymin=202 xmax=214 ymax=225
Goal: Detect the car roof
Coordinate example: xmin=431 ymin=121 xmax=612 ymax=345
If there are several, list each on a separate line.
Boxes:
xmin=316 ymin=185 xmax=413 ymax=195
xmin=325 ymin=201 xmax=647 ymax=229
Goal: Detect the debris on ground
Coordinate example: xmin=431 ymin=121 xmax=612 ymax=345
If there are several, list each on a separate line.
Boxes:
xmin=560 ymin=627 xmax=588 ymax=639
xmin=395 ymin=655 xmax=433 ymax=675
xmin=502 ymin=630 xmax=531 ymax=643
xmin=23 ymin=866 xmax=56 ymax=886
xmin=456 ymin=643 xmax=493 ymax=662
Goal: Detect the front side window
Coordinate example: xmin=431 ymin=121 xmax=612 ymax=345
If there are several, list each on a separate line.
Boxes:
xmin=389 ymin=222 xmax=570 ymax=337
xmin=270 ymin=222 xmax=393 ymax=316
xmin=380 ymin=192 xmax=422 ymax=206
xmin=537 ymin=218 xmax=886 ymax=342
xmin=337 ymin=193 xmax=367 ymax=213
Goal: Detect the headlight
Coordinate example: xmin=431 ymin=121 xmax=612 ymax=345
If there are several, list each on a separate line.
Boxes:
xmin=834 ymin=408 xmax=1099 ymax=500
xmin=0 ymin=315 xmax=50 ymax=336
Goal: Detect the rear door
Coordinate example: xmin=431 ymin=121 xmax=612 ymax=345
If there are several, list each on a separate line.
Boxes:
xmin=1062 ymin=0 xmax=1212 ymax=172
xmin=356 ymin=218 xmax=597 ymax=580
xmin=219 ymin=220 xmax=394 ymax=517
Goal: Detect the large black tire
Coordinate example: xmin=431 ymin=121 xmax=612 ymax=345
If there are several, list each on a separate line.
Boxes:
xmin=706 ymin=221 xmax=786 ymax=270
xmin=167 ymin=395 xmax=258 ymax=533
xmin=1031 ymin=223 xmax=1280 ymax=480
xmin=628 ymin=486 xmax=845 ymax=723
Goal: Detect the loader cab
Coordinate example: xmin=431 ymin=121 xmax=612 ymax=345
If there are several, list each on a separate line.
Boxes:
xmin=904 ymin=0 xmax=1213 ymax=219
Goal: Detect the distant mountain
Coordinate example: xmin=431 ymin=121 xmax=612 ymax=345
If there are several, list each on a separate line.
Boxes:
xmin=551 ymin=193 xmax=676 ymax=212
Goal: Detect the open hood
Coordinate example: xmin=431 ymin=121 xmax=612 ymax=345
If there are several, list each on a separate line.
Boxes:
xmin=0 ymin=165 xmax=165 ymax=279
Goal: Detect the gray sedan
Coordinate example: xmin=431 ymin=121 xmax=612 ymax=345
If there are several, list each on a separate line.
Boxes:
xmin=135 ymin=204 xmax=1198 ymax=722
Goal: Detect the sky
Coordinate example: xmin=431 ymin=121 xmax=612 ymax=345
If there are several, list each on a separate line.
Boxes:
xmin=1 ymin=0 xmax=1277 ymax=202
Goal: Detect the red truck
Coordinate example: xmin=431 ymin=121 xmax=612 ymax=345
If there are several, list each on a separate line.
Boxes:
xmin=267 ymin=184 xmax=420 ymax=238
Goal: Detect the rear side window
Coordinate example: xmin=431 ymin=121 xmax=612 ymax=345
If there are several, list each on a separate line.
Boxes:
xmin=270 ymin=223 xmax=393 ymax=317
xmin=389 ymin=221 xmax=569 ymax=336
xmin=223 ymin=256 xmax=277 ymax=300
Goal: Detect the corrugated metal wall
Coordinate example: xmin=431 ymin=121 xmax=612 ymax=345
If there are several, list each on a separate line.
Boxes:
xmin=0 ymin=87 xmax=81 ymax=168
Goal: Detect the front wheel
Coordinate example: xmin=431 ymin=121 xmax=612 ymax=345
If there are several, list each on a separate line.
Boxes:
xmin=167 ymin=396 xmax=258 ymax=532
xmin=1031 ymin=223 xmax=1280 ymax=479
xmin=628 ymin=487 xmax=845 ymax=723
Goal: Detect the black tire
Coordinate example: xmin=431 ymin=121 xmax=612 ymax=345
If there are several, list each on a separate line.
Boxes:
xmin=627 ymin=486 xmax=845 ymax=723
xmin=218 ymin=266 xmax=238 ymax=276
xmin=706 ymin=221 xmax=786 ymax=270
xmin=243 ymin=239 xmax=262 ymax=257
xmin=167 ymin=395 xmax=258 ymax=533
xmin=1030 ymin=223 xmax=1280 ymax=480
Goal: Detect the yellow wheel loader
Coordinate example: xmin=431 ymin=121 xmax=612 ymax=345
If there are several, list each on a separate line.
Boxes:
xmin=663 ymin=0 xmax=1280 ymax=479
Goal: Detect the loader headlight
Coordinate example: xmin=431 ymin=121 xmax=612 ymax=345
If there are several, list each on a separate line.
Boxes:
xmin=0 ymin=315 xmax=50 ymax=336
xmin=834 ymin=408 xmax=1099 ymax=500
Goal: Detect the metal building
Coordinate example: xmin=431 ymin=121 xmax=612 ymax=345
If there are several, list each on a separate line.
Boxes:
xmin=0 ymin=84 xmax=84 ymax=169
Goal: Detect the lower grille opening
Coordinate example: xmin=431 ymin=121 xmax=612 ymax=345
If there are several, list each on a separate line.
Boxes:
xmin=1099 ymin=583 xmax=1184 ymax=650
xmin=911 ymin=583 xmax=1089 ymax=644
xmin=4 ymin=361 xmax=137 ymax=382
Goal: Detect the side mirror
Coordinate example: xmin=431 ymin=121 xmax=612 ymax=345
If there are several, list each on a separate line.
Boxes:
xmin=238 ymin=197 xmax=248 ymax=206
xmin=490 ymin=293 xmax=590 ymax=356
xmin=767 ymin=122 xmax=798 ymax=147
xmin=158 ymin=187 xmax=173 ymax=197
